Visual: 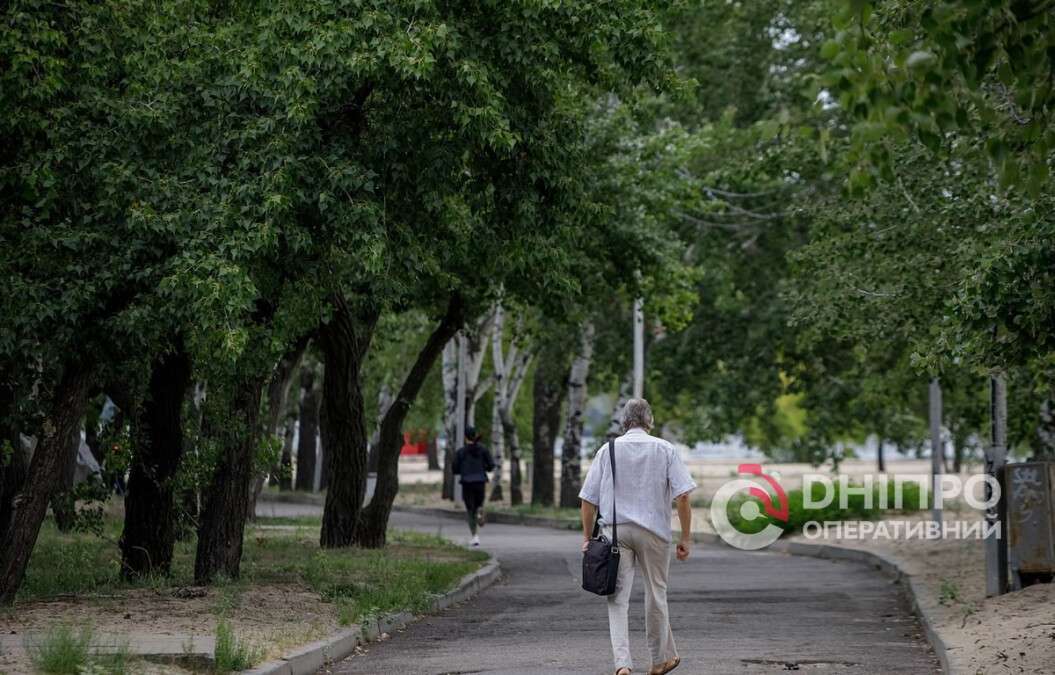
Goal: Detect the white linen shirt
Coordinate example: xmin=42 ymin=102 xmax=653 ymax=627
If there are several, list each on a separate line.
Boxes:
xmin=578 ymin=427 xmax=697 ymax=542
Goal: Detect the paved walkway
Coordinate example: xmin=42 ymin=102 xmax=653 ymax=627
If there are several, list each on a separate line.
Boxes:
xmin=289 ymin=507 xmax=938 ymax=675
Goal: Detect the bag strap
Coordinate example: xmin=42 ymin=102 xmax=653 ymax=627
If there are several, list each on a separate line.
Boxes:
xmin=589 ymin=438 xmax=618 ymax=543
xmin=609 ymin=438 xmax=617 ymax=547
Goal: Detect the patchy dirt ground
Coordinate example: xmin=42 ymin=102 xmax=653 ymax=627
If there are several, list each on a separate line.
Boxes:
xmin=0 ymin=581 xmax=336 ymax=673
xmin=0 ymin=513 xmax=484 ymax=675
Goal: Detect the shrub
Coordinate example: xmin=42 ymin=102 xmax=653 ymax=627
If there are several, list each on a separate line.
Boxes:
xmin=726 ymin=479 xmax=930 ymax=536
xmin=28 ymin=624 xmax=93 ymax=674
xmin=213 ymin=619 xmax=262 ymax=672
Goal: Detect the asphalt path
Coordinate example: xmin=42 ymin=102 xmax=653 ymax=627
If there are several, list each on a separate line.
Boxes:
xmin=296 ymin=508 xmax=939 ymax=675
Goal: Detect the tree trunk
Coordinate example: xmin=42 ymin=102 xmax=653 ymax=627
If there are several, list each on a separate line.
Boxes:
xmin=0 ymin=375 xmax=27 ymax=539
xmin=84 ymin=397 xmax=103 ymax=465
xmin=928 ymin=377 xmax=943 ymax=523
xmin=876 ymin=438 xmax=886 ymax=473
xmin=1036 ymin=398 xmax=1055 ymax=460
xmin=48 ymin=410 xmax=83 ymax=533
xmin=951 ymin=427 xmax=968 ymax=474
xmin=175 ymin=383 xmax=203 ymax=540
xmin=120 ymin=345 xmax=191 ymax=578
xmin=0 ymin=360 xmax=93 ymax=604
xmin=531 ymin=343 xmax=569 ymax=507
xmin=559 ymin=321 xmax=595 ymax=508
xmin=441 ymin=340 xmax=458 ymax=500
xmin=488 ymin=306 xmax=507 ymax=502
xmin=319 ymin=410 xmax=332 ymax=491
xmin=489 ymin=395 xmax=504 ymax=501
xmin=318 ymin=299 xmax=377 ymax=548
xmin=294 ymin=366 xmax=320 ymax=492
xmin=606 ymin=374 xmax=633 ymax=439
xmin=248 ymin=340 xmax=308 ymax=518
xmin=356 ymin=296 xmax=465 ymax=548
xmin=278 ymin=420 xmax=295 ymax=491
xmin=426 ymin=437 xmax=440 ymax=471
xmin=461 ymin=312 xmax=494 ymax=428
xmin=501 ymin=406 xmax=525 ymax=505
xmin=503 ymin=352 xmax=532 ymax=506
xmin=193 ymin=374 xmax=266 ymax=583
xmin=365 ymin=384 xmax=393 ymax=475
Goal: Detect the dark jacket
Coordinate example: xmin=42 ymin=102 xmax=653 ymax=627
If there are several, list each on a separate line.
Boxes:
xmin=453 ymin=442 xmax=495 ymax=484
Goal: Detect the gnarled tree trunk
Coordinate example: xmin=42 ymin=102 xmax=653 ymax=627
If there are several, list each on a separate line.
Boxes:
xmin=356 ymin=296 xmax=465 ymax=548
xmin=193 ymin=374 xmax=266 ymax=583
xmin=559 ymin=321 xmax=595 ymax=508
xmin=0 ymin=373 xmax=27 ymax=540
xmin=0 ymin=359 xmax=93 ymax=604
xmin=48 ymin=425 xmax=81 ymax=533
xmin=294 ymin=364 xmax=320 ymax=492
xmin=121 ymin=345 xmax=191 ymax=578
xmin=319 ymin=299 xmax=377 ymax=548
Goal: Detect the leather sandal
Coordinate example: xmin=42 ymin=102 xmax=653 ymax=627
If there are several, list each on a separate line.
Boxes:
xmin=649 ymin=656 xmax=680 ymax=675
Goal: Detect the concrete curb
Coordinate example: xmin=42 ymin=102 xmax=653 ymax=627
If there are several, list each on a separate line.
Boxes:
xmin=397 ymin=506 xmax=949 ymax=673
xmin=243 ymin=557 xmax=501 ymax=675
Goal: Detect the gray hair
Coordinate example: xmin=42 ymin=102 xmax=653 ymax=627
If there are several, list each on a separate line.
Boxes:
xmin=621 ymin=398 xmax=654 ymax=432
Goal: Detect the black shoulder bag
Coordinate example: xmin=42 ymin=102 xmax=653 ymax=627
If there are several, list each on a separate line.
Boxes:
xmin=582 ymin=439 xmax=620 ymax=595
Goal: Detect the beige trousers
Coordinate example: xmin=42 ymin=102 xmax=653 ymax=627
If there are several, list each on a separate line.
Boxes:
xmin=602 ymin=522 xmax=677 ymax=671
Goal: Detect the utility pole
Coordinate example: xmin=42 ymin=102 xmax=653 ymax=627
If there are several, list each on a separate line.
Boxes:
xmin=633 ymin=298 xmax=644 ymax=399
xmin=454 ymin=333 xmax=467 ymax=504
xmin=929 ymin=377 xmax=943 ymax=523
xmin=985 ymin=372 xmax=1009 ymax=597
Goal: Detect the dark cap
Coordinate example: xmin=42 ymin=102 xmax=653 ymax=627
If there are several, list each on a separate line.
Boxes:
xmin=465 ymin=426 xmax=479 ymax=441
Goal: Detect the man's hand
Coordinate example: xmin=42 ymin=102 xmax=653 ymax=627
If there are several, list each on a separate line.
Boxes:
xmin=582 ymin=538 xmax=590 ymax=553
xmin=675 ymin=537 xmax=691 ymax=561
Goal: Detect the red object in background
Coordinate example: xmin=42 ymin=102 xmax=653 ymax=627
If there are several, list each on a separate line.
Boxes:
xmin=400 ymin=429 xmax=430 ymax=456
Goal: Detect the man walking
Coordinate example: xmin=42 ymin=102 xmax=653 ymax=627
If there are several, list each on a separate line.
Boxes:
xmin=579 ymin=398 xmax=696 ymax=675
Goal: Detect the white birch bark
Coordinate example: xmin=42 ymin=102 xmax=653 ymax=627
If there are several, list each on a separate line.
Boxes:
xmin=441 ymin=339 xmax=459 ymax=500
xmin=606 ymin=374 xmax=633 ymax=439
xmin=929 ymin=377 xmax=943 ymax=523
xmin=489 ymin=304 xmax=507 ymax=500
xmin=463 ymin=309 xmax=495 ymax=427
xmin=559 ymin=320 xmax=596 ymax=508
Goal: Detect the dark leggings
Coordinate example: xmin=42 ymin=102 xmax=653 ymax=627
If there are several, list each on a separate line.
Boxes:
xmin=462 ymin=482 xmax=486 ymax=534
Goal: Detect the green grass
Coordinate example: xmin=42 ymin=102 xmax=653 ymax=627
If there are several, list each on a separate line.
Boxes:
xmin=21 ymin=510 xmax=488 ymax=633
xmin=27 ymin=624 xmax=93 ymax=674
xmin=213 ymin=619 xmax=262 ymax=672
xmin=495 ymin=503 xmax=579 ymax=522
xmin=939 ymin=578 xmax=961 ymax=605
xmin=24 ymin=623 xmax=139 ymax=674
xmin=92 ymin=647 xmax=134 ymax=675
xmin=252 ymin=529 xmax=488 ymax=625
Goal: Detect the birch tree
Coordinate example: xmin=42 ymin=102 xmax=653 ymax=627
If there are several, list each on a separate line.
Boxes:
xmin=489 ymin=305 xmax=533 ymax=502
xmin=441 ymin=340 xmax=458 ymax=500
xmin=559 ymin=321 xmax=596 ymax=508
